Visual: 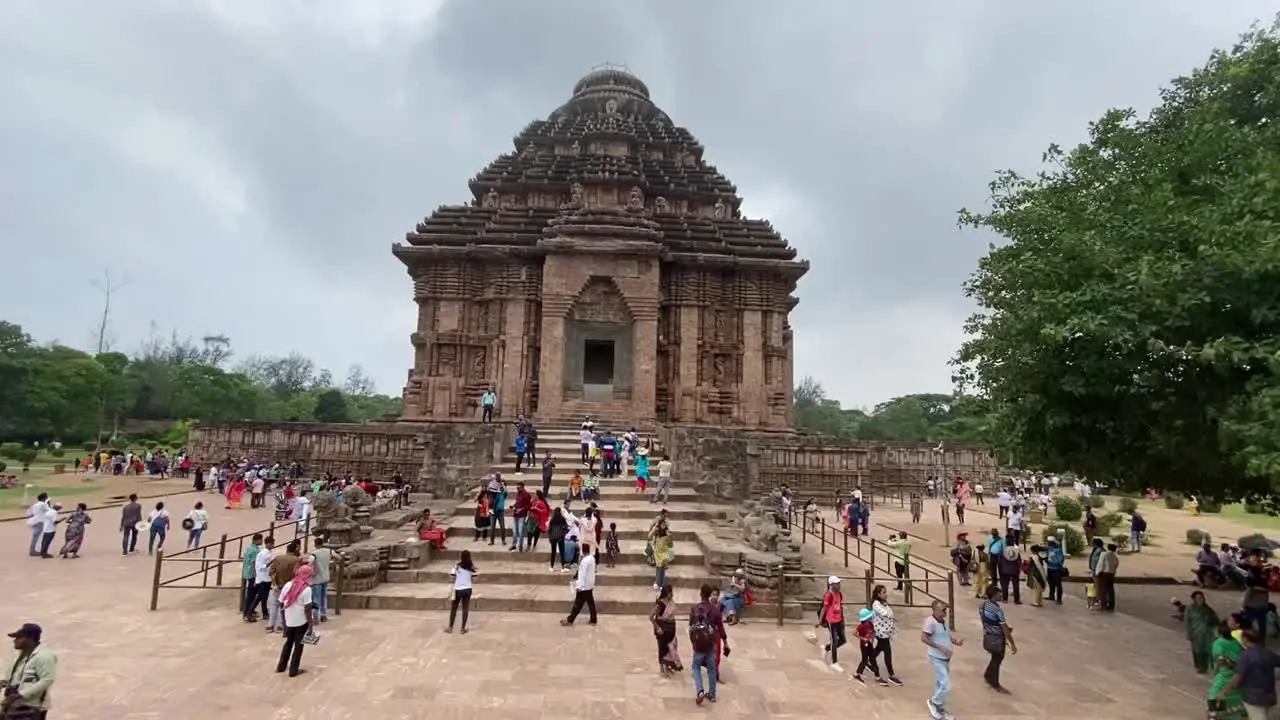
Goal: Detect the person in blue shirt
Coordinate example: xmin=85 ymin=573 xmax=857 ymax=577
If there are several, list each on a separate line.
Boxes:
xmin=987 ymin=529 xmax=1005 ymax=586
xmin=480 ymin=388 xmax=497 ymax=423
xmin=1045 ymin=536 xmax=1066 ymax=604
xmin=514 ymin=434 xmax=528 ymax=473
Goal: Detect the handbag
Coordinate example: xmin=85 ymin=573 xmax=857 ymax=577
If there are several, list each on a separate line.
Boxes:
xmin=981 ymin=632 xmax=1005 ymax=654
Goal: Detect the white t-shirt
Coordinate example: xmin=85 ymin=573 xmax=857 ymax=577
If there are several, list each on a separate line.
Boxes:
xmin=294 ymin=497 xmax=311 ymax=522
xmin=580 ymin=429 xmax=593 ymax=445
xmin=186 ymin=508 xmax=209 ymax=530
xmin=148 ymin=509 xmax=170 ymax=528
xmin=450 ymin=565 xmax=474 ymax=590
xmin=1008 ymin=510 xmax=1023 ymax=530
xmin=853 ymin=489 xmax=863 ymax=501
xmin=41 ymin=505 xmax=57 ymax=533
xmin=255 ymin=548 xmax=275 ymax=583
xmin=279 ymin=582 xmax=313 ymax=628
xmin=27 ymin=501 xmax=48 ymax=528
xmin=974 ymin=483 xmax=984 ymax=494
xmin=657 ymin=460 xmax=672 ymax=478
xmin=997 ymin=491 xmax=1012 ymax=507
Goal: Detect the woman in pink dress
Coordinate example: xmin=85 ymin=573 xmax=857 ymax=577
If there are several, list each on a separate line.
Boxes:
xmin=225 ymin=477 xmax=246 ymax=509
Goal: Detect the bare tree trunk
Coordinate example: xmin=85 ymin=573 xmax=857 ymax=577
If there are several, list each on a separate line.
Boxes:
xmin=91 ymin=270 xmax=126 ymax=449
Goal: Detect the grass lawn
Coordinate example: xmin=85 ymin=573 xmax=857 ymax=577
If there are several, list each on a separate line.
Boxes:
xmin=1217 ymin=503 xmax=1280 ymax=532
xmin=0 ymin=466 xmax=185 ymax=519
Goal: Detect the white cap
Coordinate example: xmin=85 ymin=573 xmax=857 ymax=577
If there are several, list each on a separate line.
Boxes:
xmin=828 ymin=575 xmax=841 ymax=585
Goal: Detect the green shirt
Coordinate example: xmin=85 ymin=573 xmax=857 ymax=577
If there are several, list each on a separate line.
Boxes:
xmin=6 ymin=647 xmax=56 ymax=710
xmin=889 ymin=538 xmax=912 ymax=562
xmin=242 ymin=544 xmax=260 ymax=580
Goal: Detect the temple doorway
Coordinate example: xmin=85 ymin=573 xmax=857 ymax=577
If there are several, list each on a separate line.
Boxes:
xmin=582 ymin=339 xmax=615 ymax=385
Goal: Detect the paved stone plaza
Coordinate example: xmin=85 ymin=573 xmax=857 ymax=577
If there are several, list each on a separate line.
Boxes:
xmin=0 ymin=490 xmax=1211 ymax=719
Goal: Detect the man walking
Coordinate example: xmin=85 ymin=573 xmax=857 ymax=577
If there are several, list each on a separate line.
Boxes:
xmin=689 ymin=583 xmax=727 ymax=705
xmin=561 ymin=542 xmax=598 ymax=626
xmin=652 ymin=454 xmax=673 ymax=505
xmin=922 ymin=599 xmax=961 ymax=720
xmin=26 ymin=494 xmax=50 ymax=557
xmin=119 ymin=494 xmax=143 ymax=555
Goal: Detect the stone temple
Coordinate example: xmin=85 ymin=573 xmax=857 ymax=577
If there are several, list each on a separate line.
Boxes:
xmin=393 ymin=65 xmax=807 ymax=428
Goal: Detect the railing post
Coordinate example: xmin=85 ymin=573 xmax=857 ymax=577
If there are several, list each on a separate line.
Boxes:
xmin=149 ymin=549 xmax=164 ymax=611
xmin=775 ymin=563 xmax=784 ymax=627
xmin=842 ymin=526 xmax=849 ymax=568
xmin=947 ymin=571 xmax=956 ymax=627
xmin=303 ymin=517 xmax=311 ymax=553
xmin=870 ymin=540 xmax=877 ymax=572
xmin=201 ymin=545 xmax=210 ymax=588
xmin=334 ymin=557 xmax=344 ymax=616
xmin=819 ymin=517 xmax=826 ymax=555
xmin=864 ymin=568 xmax=873 ymax=606
xmin=215 ymin=533 xmax=228 ymax=587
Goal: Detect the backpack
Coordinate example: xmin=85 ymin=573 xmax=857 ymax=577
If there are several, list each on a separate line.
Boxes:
xmin=689 ymin=603 xmax=718 ymax=653
xmin=1002 ymin=545 xmax=1021 ymax=563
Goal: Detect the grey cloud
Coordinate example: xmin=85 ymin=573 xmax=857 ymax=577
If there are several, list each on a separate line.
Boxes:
xmin=0 ymin=0 xmax=1272 ymax=408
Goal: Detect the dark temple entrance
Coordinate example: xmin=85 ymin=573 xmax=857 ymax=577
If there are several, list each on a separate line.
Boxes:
xmin=582 ymin=339 xmax=616 ymax=385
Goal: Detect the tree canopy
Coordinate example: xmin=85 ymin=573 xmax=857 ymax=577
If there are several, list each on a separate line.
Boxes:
xmin=791 ymin=376 xmax=992 ymax=445
xmin=955 ymin=22 xmax=1280 ymax=501
xmin=0 ymin=320 xmax=402 ymax=444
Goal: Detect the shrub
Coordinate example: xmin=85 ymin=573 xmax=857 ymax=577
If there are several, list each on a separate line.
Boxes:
xmin=1117 ymin=497 xmax=1138 ymax=514
xmin=1054 ymin=496 xmax=1084 ymax=522
xmin=1165 ymin=493 xmax=1186 ymax=510
xmin=82 ymin=441 xmax=98 ymax=452
xmin=1246 ymin=502 xmax=1266 ymax=515
xmin=1043 ymin=523 xmax=1086 ymax=556
xmin=1097 ymin=513 xmax=1124 ymax=533
xmin=0 ymin=443 xmax=21 ymax=460
xmin=48 ymin=447 xmax=65 ymax=458
xmin=14 ymin=448 xmax=38 ymax=465
xmin=1186 ymin=528 xmax=1211 ymax=546
xmin=1112 ymin=533 xmax=1131 ymax=550
xmin=0 ymin=461 xmax=6 ymax=472
xmin=1200 ymin=499 xmax=1223 ymax=514
xmin=1084 ymin=496 xmax=1106 ymax=509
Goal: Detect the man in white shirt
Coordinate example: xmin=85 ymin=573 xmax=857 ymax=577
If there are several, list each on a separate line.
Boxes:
xmin=996 ymin=489 xmax=1012 ymax=519
xmin=185 ymin=501 xmax=210 ymax=549
xmin=560 ymin=542 xmax=598 ymax=626
xmin=1007 ymin=507 xmax=1025 ymax=546
xmin=26 ymin=494 xmax=50 ymax=557
xmin=294 ymin=492 xmax=312 ymax=524
xmin=973 ymin=482 xmax=985 ymax=505
xmin=251 ymin=538 xmax=276 ymax=622
xmin=579 ymin=427 xmax=594 ymax=465
xmin=652 ymin=455 xmax=674 ymax=505
xmin=36 ymin=500 xmax=58 ymax=559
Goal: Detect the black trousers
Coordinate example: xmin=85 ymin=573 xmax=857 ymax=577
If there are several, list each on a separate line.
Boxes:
xmin=249 ymin=581 xmax=270 ymax=618
xmin=550 ymin=539 xmax=565 ymax=568
xmin=276 ymin=623 xmax=307 ymax=675
xmin=999 ymin=572 xmax=1021 ymax=603
xmin=855 ymin=642 xmax=880 ymax=677
xmin=984 ymin=644 xmax=1006 ymax=687
xmin=1046 ymin=568 xmax=1064 ymax=602
xmin=482 ymin=405 xmax=494 ymax=422
xmin=872 ymin=637 xmax=896 ymax=676
xmin=825 ymin=621 xmax=847 ymax=663
xmin=894 ymin=561 xmax=908 ymax=590
xmin=449 ymin=588 xmax=473 ymax=629
xmin=566 ymin=589 xmax=597 ymax=624
xmin=490 ymin=512 xmax=506 ymax=544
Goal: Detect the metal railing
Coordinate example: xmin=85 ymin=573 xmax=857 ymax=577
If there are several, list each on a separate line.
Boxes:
xmin=784 ymin=507 xmax=955 ymax=626
xmin=149 ymin=516 xmax=319 ymax=611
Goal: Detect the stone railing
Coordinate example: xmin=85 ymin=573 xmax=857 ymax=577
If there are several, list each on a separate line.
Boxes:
xmin=658 ymin=424 xmax=998 ymax=503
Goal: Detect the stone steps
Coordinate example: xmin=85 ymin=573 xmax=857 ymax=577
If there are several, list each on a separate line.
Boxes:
xmin=339 ymin=581 xmax=704 ymax=614
xmin=437 ymin=514 xmax=701 ymax=541
xmin=426 ymin=538 xmax=705 ymax=566
xmin=384 ymin=559 xmax=721 ymax=588
xmin=447 ymin=500 xmax=713 ymax=521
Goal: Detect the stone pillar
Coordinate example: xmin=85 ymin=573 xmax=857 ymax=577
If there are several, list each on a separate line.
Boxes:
xmin=630 ymin=298 xmax=659 ymax=422
xmin=677 ymin=306 xmax=700 ymax=423
xmin=538 ymin=292 xmax=574 ymax=419
xmin=498 ymin=300 xmax=527 ymax=418
xmin=741 ymin=309 xmax=764 ymax=426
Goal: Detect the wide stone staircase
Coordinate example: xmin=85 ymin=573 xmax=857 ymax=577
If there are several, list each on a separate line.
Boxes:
xmin=338 ymin=420 xmax=748 ymax=615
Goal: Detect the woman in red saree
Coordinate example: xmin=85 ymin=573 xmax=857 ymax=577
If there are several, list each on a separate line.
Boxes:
xmin=226 ymin=477 xmax=246 ymax=509
xmin=417 ymin=509 xmax=447 ymax=550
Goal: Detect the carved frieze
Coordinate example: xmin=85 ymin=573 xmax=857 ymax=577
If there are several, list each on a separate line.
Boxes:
xmin=570 ymin=278 xmax=631 ymax=324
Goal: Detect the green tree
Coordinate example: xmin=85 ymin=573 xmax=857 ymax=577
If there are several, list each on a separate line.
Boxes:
xmin=955 ymin=22 xmax=1280 ymax=502
xmin=313 ymin=388 xmax=352 ymax=423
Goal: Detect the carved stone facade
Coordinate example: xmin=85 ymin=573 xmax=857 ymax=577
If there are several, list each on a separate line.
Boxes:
xmin=658 ymin=425 xmax=998 ymax=502
xmin=188 ymin=422 xmax=502 ymax=497
xmin=392 ymin=66 xmax=807 ymax=427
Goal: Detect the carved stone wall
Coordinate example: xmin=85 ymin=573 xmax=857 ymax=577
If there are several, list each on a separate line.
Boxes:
xmin=189 ymin=422 xmax=502 ymax=496
xmin=658 ymin=425 xmax=998 ymax=502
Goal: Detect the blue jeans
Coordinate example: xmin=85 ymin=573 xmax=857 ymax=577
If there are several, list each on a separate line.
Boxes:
xmin=148 ymin=527 xmax=166 ymax=554
xmin=655 ymin=565 xmax=667 ymax=588
xmin=929 ymin=656 xmax=951 ymax=710
xmin=121 ymin=527 xmax=138 ymax=554
xmin=28 ymin=525 xmax=41 ymax=555
xmin=187 ymin=528 xmax=204 ymax=548
xmin=692 ymin=651 xmax=718 ymax=697
xmin=509 ymin=512 xmax=524 ymax=545
xmin=1129 ymin=529 xmax=1142 ymax=551
xmin=312 ymin=582 xmax=328 ymax=617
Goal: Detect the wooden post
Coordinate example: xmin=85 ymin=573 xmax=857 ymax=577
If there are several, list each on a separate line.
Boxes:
xmin=201 ymin=545 xmax=210 ymax=588
xmin=864 ymin=568 xmax=873 ymax=606
xmin=215 ymin=533 xmax=228 ymax=587
xmin=333 ymin=558 xmax=344 ymax=617
xmin=947 ymin=571 xmax=956 ymax=627
xmin=149 ymin=549 xmax=164 ymax=611
xmin=303 ymin=517 xmax=311 ymax=554
xmin=870 ymin=540 xmax=877 ymax=573
xmin=819 ymin=518 xmax=826 ymax=555
xmin=269 ymin=520 xmax=277 ymax=540
xmin=842 ymin=528 xmax=849 ymax=568
xmin=775 ymin=563 xmax=784 ymax=627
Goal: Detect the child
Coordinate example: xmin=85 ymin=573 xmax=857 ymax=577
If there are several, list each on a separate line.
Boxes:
xmin=852 ymin=607 xmax=887 ymax=685
xmin=909 ymin=493 xmax=923 ymax=524
xmin=584 ymin=473 xmax=599 ymax=501
xmin=605 ymin=522 xmax=620 ymax=567
xmin=568 ymin=473 xmax=584 ymax=501
xmin=973 ymin=547 xmax=990 ymax=599
xmin=1086 ymin=580 xmax=1098 ymax=610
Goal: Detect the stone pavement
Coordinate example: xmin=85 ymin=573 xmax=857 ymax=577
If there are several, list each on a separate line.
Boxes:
xmin=0 ymin=489 xmax=1211 ymax=718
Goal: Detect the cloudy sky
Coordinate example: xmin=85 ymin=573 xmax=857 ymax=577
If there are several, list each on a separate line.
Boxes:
xmin=0 ymin=1 xmax=1272 ymax=409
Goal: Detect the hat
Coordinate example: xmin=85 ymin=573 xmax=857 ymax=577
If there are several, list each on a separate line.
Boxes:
xmin=7 ymin=623 xmax=41 ymax=640
xmin=1047 ymin=536 xmax=1059 ymax=544
xmin=828 ymin=575 xmax=841 ymax=585
xmin=858 ymin=608 xmax=874 ymax=622
xmin=956 ymin=532 xmax=968 ymax=540
xmin=734 ymin=568 xmax=745 ymax=576
xmin=637 ymin=447 xmax=649 ymax=456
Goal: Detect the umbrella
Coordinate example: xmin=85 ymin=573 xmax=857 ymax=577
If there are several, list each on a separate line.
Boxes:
xmin=1237 ymin=535 xmax=1280 ymax=556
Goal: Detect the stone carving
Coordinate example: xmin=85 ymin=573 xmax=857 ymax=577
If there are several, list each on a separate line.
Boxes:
xmin=655 ymin=196 xmax=668 ymax=214
xmin=483 ymin=189 xmax=499 ymax=209
xmin=476 ymin=302 xmax=490 ymax=334
xmin=713 ymin=355 xmax=727 ymax=385
xmin=605 ymin=99 xmax=618 ymax=115
xmin=570 ymin=140 xmax=581 ymax=155
xmin=713 ymin=198 xmax=727 ymax=219
xmin=570 ymin=277 xmax=631 ymax=324
xmin=627 ymin=186 xmax=644 ymax=211
xmin=311 ymin=490 xmax=361 ymax=547
xmin=471 ymin=348 xmax=487 ymax=380
xmin=522 ymin=142 xmax=537 ymax=158
xmin=569 ymin=182 xmax=584 ymax=207
xmin=437 ymin=345 xmax=458 ymax=376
